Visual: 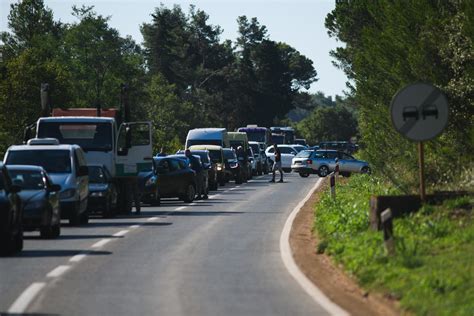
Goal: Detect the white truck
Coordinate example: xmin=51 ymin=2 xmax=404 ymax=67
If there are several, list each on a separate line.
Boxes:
xmin=185 ymin=128 xmax=230 ymax=149
xmin=24 ymin=108 xmax=153 ymax=214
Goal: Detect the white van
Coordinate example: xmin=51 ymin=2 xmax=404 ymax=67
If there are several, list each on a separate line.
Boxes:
xmin=4 ymin=138 xmax=90 ymax=225
xmin=185 ymin=128 xmax=229 ymax=149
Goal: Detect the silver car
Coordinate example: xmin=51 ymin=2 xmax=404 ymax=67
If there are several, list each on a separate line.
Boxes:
xmin=291 ymin=150 xmax=370 ymax=177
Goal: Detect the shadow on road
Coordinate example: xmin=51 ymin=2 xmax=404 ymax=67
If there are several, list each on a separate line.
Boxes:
xmin=6 ymin=249 xmax=111 ymax=258
xmin=24 ymin=234 xmax=124 ymax=240
xmin=65 ymin=222 xmax=173 ymax=228
xmin=141 ymin=210 xmax=244 ymax=217
xmin=0 ymin=313 xmax=60 ymax=316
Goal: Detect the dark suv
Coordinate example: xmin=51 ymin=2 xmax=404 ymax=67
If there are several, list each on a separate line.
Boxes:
xmin=0 ymin=163 xmax=23 ymax=254
xmin=141 ymin=156 xmax=197 ymax=205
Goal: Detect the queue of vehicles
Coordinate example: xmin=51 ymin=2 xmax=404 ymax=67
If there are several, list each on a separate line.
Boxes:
xmin=0 ymin=99 xmax=367 ymax=255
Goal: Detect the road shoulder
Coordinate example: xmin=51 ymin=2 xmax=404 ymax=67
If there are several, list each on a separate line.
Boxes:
xmin=289 ymin=177 xmax=399 ymax=316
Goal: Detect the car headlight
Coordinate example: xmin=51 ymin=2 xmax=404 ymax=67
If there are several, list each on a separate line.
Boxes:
xmin=60 ymin=189 xmax=76 ymax=199
xmin=145 ymin=177 xmax=156 ymax=187
xmin=217 ymin=165 xmax=223 ymax=171
xmin=90 ymin=191 xmax=106 ymax=197
xmin=25 ymin=200 xmax=44 ymax=210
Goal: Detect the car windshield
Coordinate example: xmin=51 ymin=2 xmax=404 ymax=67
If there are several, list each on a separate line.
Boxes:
xmin=293 ymin=145 xmax=306 ymax=152
xmin=88 ymin=166 xmax=107 ymax=183
xmin=242 ymin=131 xmax=266 ymax=142
xmin=38 ymin=122 xmax=113 ymax=151
xmin=249 ymin=144 xmax=260 ymax=155
xmin=6 ymin=150 xmax=71 ymax=174
xmin=223 ymin=150 xmax=235 ymax=160
xmin=208 ymin=150 xmax=222 ymax=163
xmin=8 ymin=169 xmax=45 ymax=190
xmin=295 ymin=150 xmax=312 ymax=158
xmin=192 ymin=152 xmax=210 ymax=163
xmin=187 ymin=139 xmax=222 ymax=147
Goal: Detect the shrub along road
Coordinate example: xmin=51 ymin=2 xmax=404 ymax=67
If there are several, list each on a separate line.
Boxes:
xmin=0 ymin=173 xmax=334 ymax=316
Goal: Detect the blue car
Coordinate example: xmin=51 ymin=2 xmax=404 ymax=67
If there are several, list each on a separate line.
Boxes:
xmin=7 ymin=165 xmax=61 ymax=239
xmin=0 ymin=163 xmax=23 ymax=254
xmin=87 ymin=165 xmax=118 ymax=218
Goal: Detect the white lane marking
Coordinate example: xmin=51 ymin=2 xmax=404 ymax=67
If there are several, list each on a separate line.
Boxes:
xmin=91 ymin=238 xmax=112 ymax=248
xmin=208 ymin=194 xmax=221 ymax=199
xmin=235 ymin=186 xmax=241 ymax=188
xmin=229 ymin=187 xmax=237 ymax=191
xmin=113 ymin=230 xmax=129 ymax=237
xmin=69 ymin=253 xmax=88 ymax=263
xmin=129 ymin=225 xmax=140 ymax=229
xmin=189 ymin=203 xmax=197 ymax=206
xmin=8 ymin=282 xmax=46 ymax=314
xmin=175 ymin=206 xmax=186 ymax=211
xmin=279 ymin=177 xmax=350 ymax=316
xmin=46 ymin=265 xmax=71 ymax=278
xmin=147 ymin=217 xmax=158 ymax=222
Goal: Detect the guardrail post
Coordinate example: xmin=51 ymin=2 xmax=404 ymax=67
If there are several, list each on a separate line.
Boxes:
xmin=330 ymin=173 xmax=336 ymax=200
xmin=381 ymin=208 xmax=395 ymax=255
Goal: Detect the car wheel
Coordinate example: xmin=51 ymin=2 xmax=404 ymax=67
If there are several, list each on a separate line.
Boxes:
xmin=80 ymin=211 xmax=89 ymax=225
xmin=40 ymin=226 xmax=54 ymax=239
xmin=69 ymin=210 xmax=81 ymax=226
xmin=51 ymin=224 xmax=61 ymax=238
xmin=318 ymin=165 xmax=329 ymax=177
xmin=299 ymin=172 xmax=310 ymax=178
xmin=361 ymin=166 xmax=371 ymax=174
xmin=102 ymin=198 xmax=113 ymax=218
xmin=183 ymin=184 xmax=195 ymax=203
xmin=14 ymin=227 xmax=23 ymax=252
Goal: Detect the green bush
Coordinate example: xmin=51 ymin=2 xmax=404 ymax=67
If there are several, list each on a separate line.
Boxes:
xmin=314 ymin=175 xmax=474 ymax=315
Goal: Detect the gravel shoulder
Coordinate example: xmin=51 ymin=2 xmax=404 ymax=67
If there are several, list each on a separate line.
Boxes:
xmin=289 ymin=178 xmax=400 ymax=316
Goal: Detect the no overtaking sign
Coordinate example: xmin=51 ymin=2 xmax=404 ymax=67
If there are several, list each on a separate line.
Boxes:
xmin=390 ymin=83 xmax=449 ymax=142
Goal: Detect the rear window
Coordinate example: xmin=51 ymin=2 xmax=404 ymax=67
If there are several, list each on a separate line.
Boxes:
xmin=6 ymin=150 xmax=71 ymax=174
xmin=8 ymin=169 xmax=45 ymax=190
xmin=295 ymin=150 xmax=312 ymax=158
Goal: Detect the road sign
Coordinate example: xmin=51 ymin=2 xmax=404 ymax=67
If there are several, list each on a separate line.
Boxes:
xmin=390 ymin=83 xmax=449 ymax=142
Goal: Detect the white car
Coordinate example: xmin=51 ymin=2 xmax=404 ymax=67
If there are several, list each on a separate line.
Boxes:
xmin=265 ymin=145 xmax=299 ymax=172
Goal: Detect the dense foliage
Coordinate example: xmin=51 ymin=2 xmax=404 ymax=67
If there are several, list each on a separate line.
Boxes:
xmin=315 ymin=175 xmax=474 ymax=315
xmin=0 ymin=1 xmax=320 ymax=155
xmin=326 ymin=0 xmax=474 ymax=192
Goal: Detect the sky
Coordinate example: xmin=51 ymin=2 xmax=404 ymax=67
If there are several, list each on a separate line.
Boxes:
xmin=0 ymin=0 xmax=349 ymax=98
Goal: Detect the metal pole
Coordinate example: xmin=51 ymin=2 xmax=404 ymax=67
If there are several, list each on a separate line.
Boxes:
xmin=418 ymin=142 xmax=426 ymax=202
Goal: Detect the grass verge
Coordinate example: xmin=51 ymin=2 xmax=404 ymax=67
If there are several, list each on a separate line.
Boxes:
xmin=314 ymin=174 xmax=474 ymax=315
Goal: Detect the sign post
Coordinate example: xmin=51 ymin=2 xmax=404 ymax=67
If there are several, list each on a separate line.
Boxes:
xmin=390 ymin=83 xmax=448 ymax=202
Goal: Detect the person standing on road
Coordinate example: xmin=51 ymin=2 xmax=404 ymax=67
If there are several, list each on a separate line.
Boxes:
xmin=185 ymin=149 xmax=206 ymax=200
xmin=270 ymin=143 xmax=283 ymax=183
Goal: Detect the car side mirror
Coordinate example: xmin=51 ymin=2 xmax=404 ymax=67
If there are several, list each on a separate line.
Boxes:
xmin=50 ymin=184 xmax=61 ymax=192
xmin=9 ymin=184 xmax=21 ymax=194
xmin=78 ymin=165 xmax=88 ymax=177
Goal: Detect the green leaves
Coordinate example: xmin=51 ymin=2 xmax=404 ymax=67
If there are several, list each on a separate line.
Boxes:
xmin=327 ymin=0 xmax=474 ymax=192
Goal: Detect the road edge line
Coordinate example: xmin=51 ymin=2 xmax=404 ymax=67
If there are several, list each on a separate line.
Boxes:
xmin=7 ymin=282 xmax=46 ymax=314
xmin=279 ymin=177 xmax=350 ymax=316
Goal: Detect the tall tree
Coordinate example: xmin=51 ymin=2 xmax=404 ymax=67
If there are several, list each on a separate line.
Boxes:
xmin=62 ymin=6 xmax=144 ymax=109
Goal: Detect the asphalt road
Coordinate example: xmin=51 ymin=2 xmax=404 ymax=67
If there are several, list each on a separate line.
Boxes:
xmin=0 ymin=173 xmax=330 ymax=316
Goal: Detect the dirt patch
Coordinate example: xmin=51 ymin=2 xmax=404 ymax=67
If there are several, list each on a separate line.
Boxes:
xmin=289 ymin=178 xmax=400 ymax=316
